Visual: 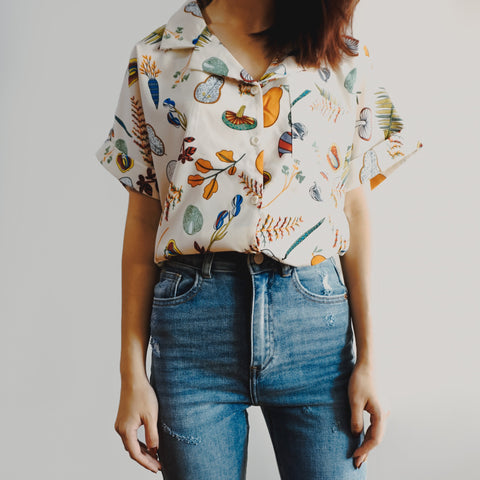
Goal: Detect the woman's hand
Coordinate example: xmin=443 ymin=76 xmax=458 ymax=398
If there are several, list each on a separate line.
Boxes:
xmin=114 ymin=379 xmax=162 ymax=473
xmin=348 ymin=362 xmax=389 ymax=469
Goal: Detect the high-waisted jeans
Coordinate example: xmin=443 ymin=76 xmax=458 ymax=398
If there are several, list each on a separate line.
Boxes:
xmin=148 ymin=251 xmax=366 ymax=479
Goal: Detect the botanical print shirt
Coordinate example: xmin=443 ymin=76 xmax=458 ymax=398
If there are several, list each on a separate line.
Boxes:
xmin=96 ymin=0 xmax=423 ymax=267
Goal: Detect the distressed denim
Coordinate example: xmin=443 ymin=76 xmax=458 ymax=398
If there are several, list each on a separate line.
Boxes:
xmin=149 ymin=251 xmax=367 ymax=480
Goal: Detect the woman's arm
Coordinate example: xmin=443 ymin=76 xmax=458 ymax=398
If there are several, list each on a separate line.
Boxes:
xmin=114 ymin=186 xmax=163 ymax=474
xmin=340 ymin=185 xmax=386 ymax=469
xmin=340 ymin=185 xmax=373 ymax=366
xmin=120 ymin=187 xmax=162 ymax=383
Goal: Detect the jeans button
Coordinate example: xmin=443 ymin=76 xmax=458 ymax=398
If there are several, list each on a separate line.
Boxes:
xmin=253 ymin=252 xmax=264 ymax=264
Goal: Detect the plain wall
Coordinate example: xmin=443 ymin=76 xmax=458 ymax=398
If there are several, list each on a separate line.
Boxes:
xmin=1 ymin=1 xmax=478 ymax=478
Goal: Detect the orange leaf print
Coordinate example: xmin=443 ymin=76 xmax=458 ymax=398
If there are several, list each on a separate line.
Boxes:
xmin=216 ymin=150 xmax=235 ymax=163
xmin=195 ymin=158 xmax=213 ymax=173
xmin=188 ymin=174 xmax=204 ymax=187
xmin=228 ymin=165 xmax=237 ymax=175
xmin=203 ymin=178 xmax=218 ymax=199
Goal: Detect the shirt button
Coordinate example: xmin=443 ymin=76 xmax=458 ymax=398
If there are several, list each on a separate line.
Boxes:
xmin=250 ymin=194 xmax=260 ymax=205
xmin=250 ymin=85 xmax=260 ymax=95
xmin=250 ymin=136 xmax=260 ymax=146
xmin=253 ymin=252 xmax=264 ymax=264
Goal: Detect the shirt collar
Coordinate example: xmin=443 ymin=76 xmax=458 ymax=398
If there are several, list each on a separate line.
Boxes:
xmin=158 ymin=0 xmax=305 ymax=84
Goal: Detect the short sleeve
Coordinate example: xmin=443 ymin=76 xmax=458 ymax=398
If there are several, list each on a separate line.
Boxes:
xmin=344 ymin=42 xmax=424 ymax=192
xmin=95 ymin=45 xmax=160 ymax=200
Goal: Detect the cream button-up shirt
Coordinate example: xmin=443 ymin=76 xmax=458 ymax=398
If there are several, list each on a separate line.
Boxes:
xmin=96 ymin=0 xmax=423 ymax=267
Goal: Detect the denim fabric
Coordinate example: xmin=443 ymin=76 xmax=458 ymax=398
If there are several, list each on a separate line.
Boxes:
xmin=148 ymin=251 xmax=367 ymax=480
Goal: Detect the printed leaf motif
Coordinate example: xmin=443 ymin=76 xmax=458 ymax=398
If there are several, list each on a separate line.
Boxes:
xmin=188 ymin=174 xmax=204 ymax=187
xmin=255 ymin=214 xmax=303 ymax=247
xmin=374 ymin=87 xmax=404 ymax=139
xmin=216 ymin=150 xmax=235 ymax=163
xmin=203 ymin=178 xmax=218 ymax=199
xmin=195 ymin=158 xmax=213 ymax=173
xmin=130 ymin=96 xmax=152 ymax=165
xmin=238 ymin=172 xmax=263 ymax=198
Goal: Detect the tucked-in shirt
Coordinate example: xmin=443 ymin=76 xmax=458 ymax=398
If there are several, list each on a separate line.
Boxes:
xmin=95 ymin=0 xmax=423 ymax=267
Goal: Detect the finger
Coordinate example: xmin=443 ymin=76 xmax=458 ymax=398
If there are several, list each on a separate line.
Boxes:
xmin=124 ymin=427 xmax=161 ymax=473
xmin=144 ymin=414 xmax=160 ymax=456
xmin=139 ymin=440 xmax=162 ymax=469
xmin=355 ymin=453 xmax=368 ymax=469
xmin=353 ymin=403 xmax=385 ymax=457
xmin=350 ymin=399 xmax=364 ymax=435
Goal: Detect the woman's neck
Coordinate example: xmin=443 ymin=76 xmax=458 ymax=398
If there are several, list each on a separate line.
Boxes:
xmin=200 ymin=0 xmax=275 ymax=34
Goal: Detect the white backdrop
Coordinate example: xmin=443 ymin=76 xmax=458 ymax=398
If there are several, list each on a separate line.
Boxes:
xmin=1 ymin=1 xmax=478 ymax=479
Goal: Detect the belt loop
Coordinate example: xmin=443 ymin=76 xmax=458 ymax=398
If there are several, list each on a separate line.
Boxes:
xmin=280 ymin=262 xmax=292 ymax=277
xmin=201 ymin=251 xmax=215 ymax=279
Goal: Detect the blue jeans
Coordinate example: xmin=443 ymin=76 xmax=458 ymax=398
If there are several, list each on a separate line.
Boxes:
xmin=149 ymin=251 xmax=366 ymax=479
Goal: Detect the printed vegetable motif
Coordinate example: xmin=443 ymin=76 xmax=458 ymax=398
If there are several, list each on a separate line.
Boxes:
xmin=183 ymin=205 xmax=203 ymax=235
xmin=359 ymin=150 xmax=385 ymax=189
xmin=326 ymin=144 xmax=340 ymax=170
xmin=263 ymin=87 xmax=283 ymax=127
xmin=206 ymin=195 xmax=244 ymax=251
xmin=278 ymin=131 xmax=292 ymax=156
xmin=146 ymin=124 xmax=165 ymax=156
xmin=187 ymin=149 xmax=246 ymax=200
xmin=222 ymin=105 xmax=257 ymax=130
xmin=202 ymin=57 xmax=229 ymax=76
xmin=356 ymin=107 xmax=373 ymax=140
xmin=163 ymin=98 xmax=187 ymax=130
xmin=139 ymin=55 xmax=161 ymax=108
xmin=311 ymin=246 xmax=327 ymax=265
xmin=194 ymin=75 xmax=224 ymax=103
xmin=164 ymin=239 xmax=183 ymax=258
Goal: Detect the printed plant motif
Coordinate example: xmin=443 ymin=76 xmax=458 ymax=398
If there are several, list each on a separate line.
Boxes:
xmin=139 ymin=55 xmax=161 ymax=108
xmin=136 ymin=167 xmax=159 ymax=197
xmin=313 ymin=83 xmax=346 ymax=122
xmin=238 ymin=172 xmax=263 ymax=200
xmin=163 ymin=98 xmax=187 ymax=130
xmin=188 ymin=150 xmax=246 ymax=200
xmin=177 ymin=137 xmax=197 ymax=163
xmin=374 ymin=87 xmax=404 ymax=139
xmin=164 ymin=183 xmax=183 ymax=221
xmin=142 ymin=25 xmax=166 ymax=45
xmin=206 ymin=195 xmax=243 ymax=251
xmin=282 ymin=218 xmax=326 ymax=260
xmin=163 ymin=27 xmax=184 ymax=41
xmin=261 ymin=160 xmax=304 ymax=208
xmin=255 ymin=214 xmax=304 ymax=247
xmin=130 ymin=96 xmax=152 ymax=165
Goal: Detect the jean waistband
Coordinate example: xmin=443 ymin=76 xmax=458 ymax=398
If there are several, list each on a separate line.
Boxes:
xmin=159 ymin=251 xmax=336 ymax=279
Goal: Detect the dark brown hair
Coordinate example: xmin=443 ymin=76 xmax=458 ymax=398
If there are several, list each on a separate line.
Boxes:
xmin=197 ymin=0 xmax=361 ymax=71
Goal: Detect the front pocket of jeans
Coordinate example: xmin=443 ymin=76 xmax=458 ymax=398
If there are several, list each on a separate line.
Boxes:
xmin=292 ymin=263 xmax=348 ymax=303
xmin=152 ymin=265 xmax=202 ymax=305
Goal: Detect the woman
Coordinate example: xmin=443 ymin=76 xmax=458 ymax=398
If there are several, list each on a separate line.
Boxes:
xmin=96 ymin=0 xmax=423 ymax=478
